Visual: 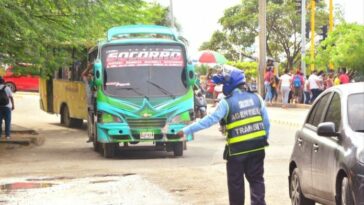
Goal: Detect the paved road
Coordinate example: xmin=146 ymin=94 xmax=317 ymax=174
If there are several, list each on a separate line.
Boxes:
xmin=0 ymin=92 xmax=310 ymax=205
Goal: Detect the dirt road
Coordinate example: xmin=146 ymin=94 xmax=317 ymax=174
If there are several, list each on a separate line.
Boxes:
xmin=0 ymin=92 xmax=308 ymax=204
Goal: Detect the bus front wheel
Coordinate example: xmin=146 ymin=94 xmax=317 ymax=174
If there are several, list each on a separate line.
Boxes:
xmin=103 ymin=143 xmax=118 ymax=158
xmin=173 ymin=142 xmax=183 ymax=157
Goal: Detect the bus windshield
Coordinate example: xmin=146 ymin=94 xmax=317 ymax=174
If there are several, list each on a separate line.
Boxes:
xmin=101 ymin=44 xmax=187 ymax=98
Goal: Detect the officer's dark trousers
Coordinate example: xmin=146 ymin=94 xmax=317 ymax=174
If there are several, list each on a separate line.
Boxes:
xmin=226 ymin=150 xmax=266 ymax=205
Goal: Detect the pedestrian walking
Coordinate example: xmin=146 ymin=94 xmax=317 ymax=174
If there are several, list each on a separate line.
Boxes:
xmin=177 ymin=66 xmax=270 ymax=205
xmin=317 ymin=70 xmax=325 ymax=95
xmin=325 ymin=70 xmax=334 ymax=89
xmin=82 ymin=62 xmax=96 ymax=142
xmin=278 ymin=69 xmax=291 ymax=108
xmin=0 ymin=77 xmax=15 ymax=140
xmin=263 ymin=67 xmax=274 ymax=105
xmin=271 ymin=75 xmax=279 ymax=102
xmin=82 ymin=62 xmax=95 ymax=110
xmin=303 ymin=75 xmax=311 ymax=104
xmin=339 ymin=68 xmax=350 ymax=84
xmin=308 ymin=70 xmax=321 ymax=103
xmin=291 ymin=70 xmax=304 ymax=104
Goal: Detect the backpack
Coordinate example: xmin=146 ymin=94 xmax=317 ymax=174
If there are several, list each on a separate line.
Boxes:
xmin=293 ymin=75 xmax=302 ymax=88
xmin=0 ymin=86 xmax=9 ymax=106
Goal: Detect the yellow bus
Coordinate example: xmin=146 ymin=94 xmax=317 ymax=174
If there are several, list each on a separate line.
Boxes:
xmin=39 ymin=60 xmax=89 ymax=128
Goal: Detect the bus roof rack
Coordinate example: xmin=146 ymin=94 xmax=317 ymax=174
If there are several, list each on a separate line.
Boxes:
xmin=107 ymin=25 xmax=179 ymax=42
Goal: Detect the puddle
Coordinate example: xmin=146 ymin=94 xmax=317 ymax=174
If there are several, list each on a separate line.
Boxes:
xmin=0 ymin=182 xmax=54 ymax=192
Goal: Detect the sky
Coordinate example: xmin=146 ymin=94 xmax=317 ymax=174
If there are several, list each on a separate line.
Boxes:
xmin=150 ymin=0 xmax=364 ymax=54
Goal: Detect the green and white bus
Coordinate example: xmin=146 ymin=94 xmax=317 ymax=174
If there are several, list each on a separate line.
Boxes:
xmin=89 ymin=25 xmax=196 ymax=158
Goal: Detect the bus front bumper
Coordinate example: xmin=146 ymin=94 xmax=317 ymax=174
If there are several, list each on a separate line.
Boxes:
xmin=96 ymin=123 xmax=193 ymax=143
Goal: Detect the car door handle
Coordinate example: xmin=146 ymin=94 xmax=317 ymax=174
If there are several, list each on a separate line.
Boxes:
xmin=313 ymin=143 xmax=319 ymax=152
xmin=297 ymin=138 xmax=303 ymax=146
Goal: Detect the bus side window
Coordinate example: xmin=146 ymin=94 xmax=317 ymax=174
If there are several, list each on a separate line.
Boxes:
xmin=55 ymin=69 xmax=62 ymax=79
xmin=61 ymin=67 xmax=71 ymax=80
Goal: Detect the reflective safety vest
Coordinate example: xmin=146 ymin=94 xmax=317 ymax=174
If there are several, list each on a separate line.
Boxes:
xmin=224 ymin=91 xmax=268 ymax=157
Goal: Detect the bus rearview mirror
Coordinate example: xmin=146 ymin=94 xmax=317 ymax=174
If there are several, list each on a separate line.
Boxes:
xmin=94 ymin=61 xmax=102 ymax=86
xmin=186 ymin=63 xmax=195 ymax=86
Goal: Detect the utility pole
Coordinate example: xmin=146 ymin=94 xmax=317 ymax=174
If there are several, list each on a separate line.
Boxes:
xmin=258 ymin=0 xmax=267 ymax=97
xmin=310 ymin=0 xmax=315 ymax=71
xmin=329 ymin=0 xmax=333 ymax=32
xmin=169 ymin=0 xmax=175 ymax=28
xmin=301 ymin=0 xmax=307 ymax=77
xmin=329 ymin=0 xmax=334 ymax=69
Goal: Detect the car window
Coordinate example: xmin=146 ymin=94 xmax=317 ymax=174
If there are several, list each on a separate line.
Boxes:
xmin=348 ymin=93 xmax=364 ymax=132
xmin=324 ymin=93 xmax=341 ymax=131
xmin=307 ymin=93 xmax=331 ymax=127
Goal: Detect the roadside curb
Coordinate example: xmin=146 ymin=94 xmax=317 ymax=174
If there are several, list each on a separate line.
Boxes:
xmin=0 ymin=125 xmax=41 ymax=145
xmin=270 ymin=119 xmax=302 ymax=128
xmin=267 ymin=102 xmax=311 ymax=109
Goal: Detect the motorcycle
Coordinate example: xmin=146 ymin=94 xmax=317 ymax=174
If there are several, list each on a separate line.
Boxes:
xmin=194 ymin=90 xmax=207 ymax=118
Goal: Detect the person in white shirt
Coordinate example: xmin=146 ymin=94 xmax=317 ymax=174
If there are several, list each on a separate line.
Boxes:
xmin=278 ymin=69 xmax=292 ymax=108
xmin=303 ymin=75 xmax=311 ymax=104
xmin=0 ymin=77 xmax=15 ymax=140
xmin=308 ymin=70 xmax=321 ymax=103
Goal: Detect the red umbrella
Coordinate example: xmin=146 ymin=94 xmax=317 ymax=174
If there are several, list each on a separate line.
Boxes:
xmin=196 ymin=50 xmax=227 ymax=64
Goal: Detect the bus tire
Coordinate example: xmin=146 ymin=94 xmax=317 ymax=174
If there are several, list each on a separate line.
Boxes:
xmin=87 ymin=114 xmax=94 ymax=140
xmin=61 ymin=105 xmax=83 ymax=128
xmin=92 ymin=124 xmax=101 ymax=152
xmin=103 ymin=143 xmax=117 ymax=158
xmin=173 ymin=142 xmax=183 ymax=157
xmin=61 ymin=105 xmax=71 ymax=127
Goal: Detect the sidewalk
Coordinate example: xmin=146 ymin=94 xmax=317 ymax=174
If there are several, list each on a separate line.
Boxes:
xmin=0 ymin=124 xmax=40 ymax=145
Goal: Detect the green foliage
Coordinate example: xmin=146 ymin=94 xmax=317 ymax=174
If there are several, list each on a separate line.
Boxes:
xmin=227 ymin=61 xmax=258 ymax=81
xmin=201 ymin=0 xmax=328 ymax=69
xmin=0 ymin=0 xmax=168 ymax=77
xmin=194 ymin=64 xmax=209 ymax=75
xmin=316 ymin=23 xmax=364 ymax=72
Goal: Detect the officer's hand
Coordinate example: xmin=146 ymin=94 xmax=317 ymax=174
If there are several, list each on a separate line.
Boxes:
xmin=176 ymin=130 xmax=184 ymax=138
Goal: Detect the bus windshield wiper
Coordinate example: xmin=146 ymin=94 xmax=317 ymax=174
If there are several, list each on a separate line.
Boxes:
xmin=117 ymin=87 xmax=148 ymax=99
xmin=147 ymin=80 xmax=175 ymax=99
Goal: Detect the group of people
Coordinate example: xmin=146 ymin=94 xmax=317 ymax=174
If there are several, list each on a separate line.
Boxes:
xmin=264 ymin=67 xmax=351 ymax=108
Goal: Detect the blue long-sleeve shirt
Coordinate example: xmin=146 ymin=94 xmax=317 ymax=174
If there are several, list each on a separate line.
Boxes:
xmin=183 ymin=89 xmax=270 ymax=138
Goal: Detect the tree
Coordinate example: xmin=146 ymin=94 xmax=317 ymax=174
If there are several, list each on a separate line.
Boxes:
xmin=200 ymin=0 xmax=328 ymax=70
xmin=0 ymin=0 xmax=168 ymax=76
xmin=315 ymin=23 xmax=364 ymax=73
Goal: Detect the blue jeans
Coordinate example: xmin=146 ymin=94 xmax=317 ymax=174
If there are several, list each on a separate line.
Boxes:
xmin=264 ymin=83 xmax=272 ymax=103
xmin=0 ymin=107 xmax=11 ymax=137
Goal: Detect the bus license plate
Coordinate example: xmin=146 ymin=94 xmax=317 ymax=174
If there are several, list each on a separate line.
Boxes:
xmin=140 ymin=132 xmax=154 ymax=140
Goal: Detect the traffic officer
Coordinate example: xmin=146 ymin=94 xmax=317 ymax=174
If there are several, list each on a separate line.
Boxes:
xmin=177 ymin=66 xmax=270 ymax=205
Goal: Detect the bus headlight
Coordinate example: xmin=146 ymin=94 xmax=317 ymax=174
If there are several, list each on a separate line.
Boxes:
xmin=99 ymin=112 xmax=122 ymax=123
